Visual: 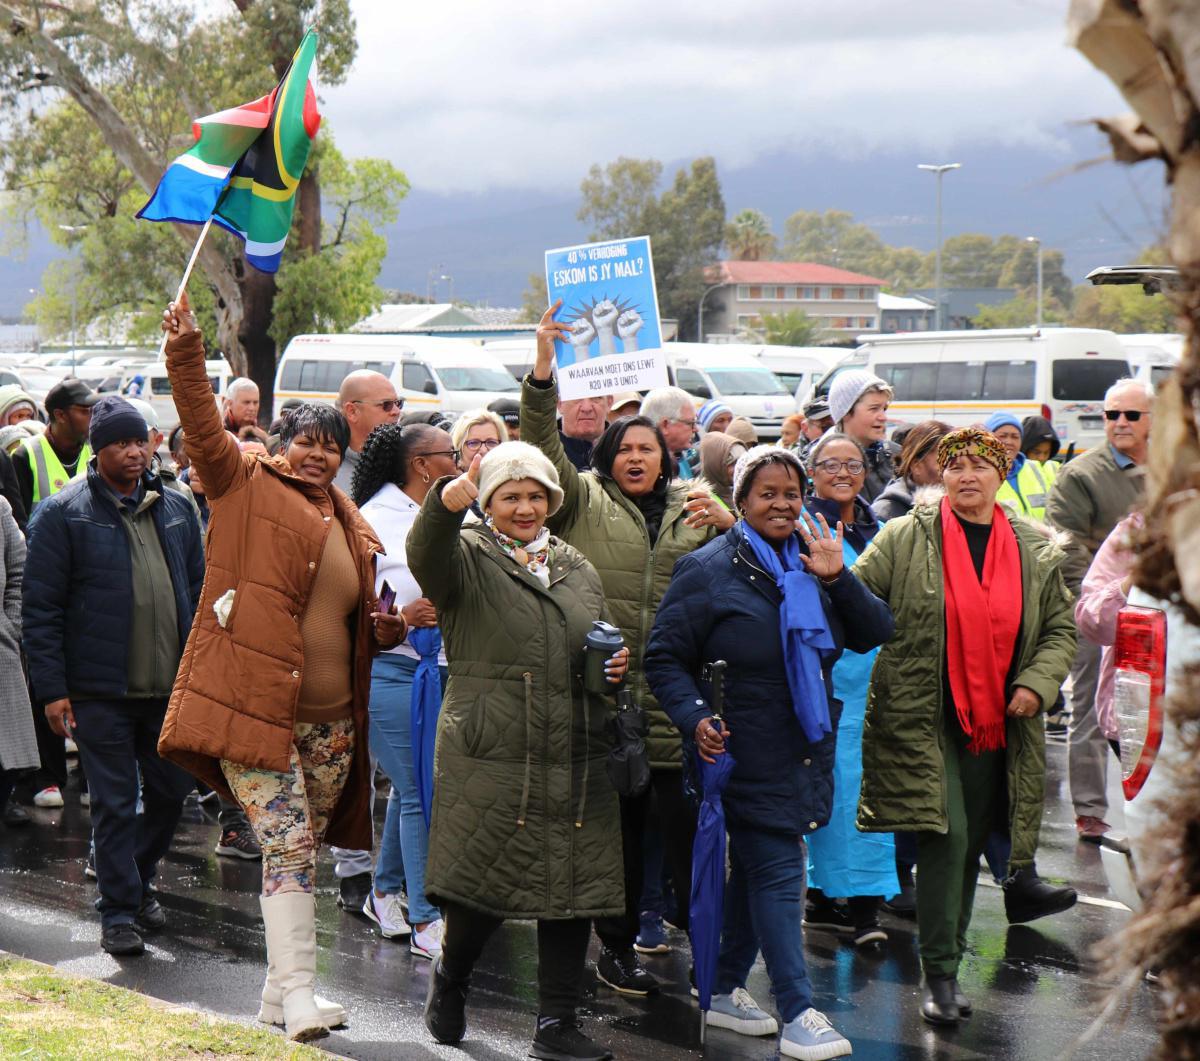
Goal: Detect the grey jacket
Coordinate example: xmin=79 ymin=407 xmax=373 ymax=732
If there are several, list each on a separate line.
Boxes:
xmin=0 ymin=496 xmax=37 ymax=772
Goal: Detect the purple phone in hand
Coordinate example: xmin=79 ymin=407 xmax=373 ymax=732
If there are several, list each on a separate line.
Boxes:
xmin=379 ymin=580 xmax=397 ymax=615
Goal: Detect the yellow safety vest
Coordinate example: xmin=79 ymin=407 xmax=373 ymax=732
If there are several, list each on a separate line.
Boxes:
xmin=23 ymin=434 xmax=91 ymax=507
xmin=997 ymin=458 xmax=1050 ymax=521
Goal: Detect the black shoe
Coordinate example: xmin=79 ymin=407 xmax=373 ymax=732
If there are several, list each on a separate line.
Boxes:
xmin=1003 ymin=866 xmax=1078 ymax=924
xmin=803 ymin=894 xmax=854 ymax=934
xmin=214 ymin=825 xmax=261 ymax=860
xmin=2 ymin=801 xmax=30 ymax=827
xmin=337 ymin=871 xmax=373 ymax=914
xmin=595 ymin=948 xmax=659 ymax=996
xmin=852 ymin=918 xmax=888 ymax=949
xmin=424 ymin=955 xmax=469 ymax=1044
xmin=882 ymin=862 xmax=917 ymax=918
xmin=530 ymin=1016 xmax=613 ymax=1061
xmin=101 ymin=923 xmax=145 ymax=956
xmin=921 ymin=975 xmax=959 ymax=1025
xmin=135 ymin=895 xmax=166 ymax=933
xmin=953 ymin=978 xmax=972 ymax=1016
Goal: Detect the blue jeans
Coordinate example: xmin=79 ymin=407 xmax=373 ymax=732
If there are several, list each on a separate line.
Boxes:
xmin=368 ymin=654 xmax=445 ymax=925
xmin=717 ymin=822 xmax=813 ymax=1023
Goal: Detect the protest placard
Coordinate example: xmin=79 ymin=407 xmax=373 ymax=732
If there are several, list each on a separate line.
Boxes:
xmin=544 ymin=235 xmax=668 ymax=400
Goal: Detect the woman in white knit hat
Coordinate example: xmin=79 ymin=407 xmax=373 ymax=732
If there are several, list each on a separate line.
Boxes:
xmin=826 ymin=368 xmax=897 ymax=504
xmin=408 ymin=440 xmax=630 ymax=1061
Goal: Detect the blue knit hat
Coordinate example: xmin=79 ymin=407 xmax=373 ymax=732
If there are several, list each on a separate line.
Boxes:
xmin=697 ymin=399 xmax=734 ymax=432
xmin=89 ymin=395 xmax=148 ymax=452
xmin=984 ymin=411 xmax=1022 ymax=435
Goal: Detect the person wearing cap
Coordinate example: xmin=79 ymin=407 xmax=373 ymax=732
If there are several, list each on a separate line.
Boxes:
xmin=697 ymin=399 xmax=734 ymax=435
xmin=799 ymin=396 xmax=834 ymax=456
xmin=645 ymin=445 xmax=893 ymax=1060
xmin=21 ymin=395 xmax=205 ymax=958
xmin=408 ymin=441 xmax=628 ymax=1061
xmin=14 ymin=378 xmax=97 ymax=518
xmin=851 ymin=426 xmax=1077 ymax=1026
xmin=826 ymin=370 xmax=898 ymax=504
xmin=985 ymin=412 xmax=1053 ymax=520
xmin=607 ymin=391 xmax=641 ymax=424
xmin=487 ymin=397 xmax=521 ymax=440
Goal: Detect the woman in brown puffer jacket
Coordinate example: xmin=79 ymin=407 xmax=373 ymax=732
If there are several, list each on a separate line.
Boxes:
xmin=157 ymin=294 xmax=403 ymax=1043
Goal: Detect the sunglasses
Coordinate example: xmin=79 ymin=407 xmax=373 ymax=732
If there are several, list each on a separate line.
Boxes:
xmin=351 ymin=398 xmax=405 ymax=413
xmin=1104 ymin=410 xmax=1148 ymax=422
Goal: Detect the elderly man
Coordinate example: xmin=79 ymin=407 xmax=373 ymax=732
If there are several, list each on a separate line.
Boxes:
xmin=1045 ymin=378 xmax=1151 ymax=845
xmin=554 ymin=391 xmax=612 ymax=472
xmin=222 ymin=378 xmax=260 ymax=433
xmin=333 ymin=370 xmax=403 ymax=493
xmin=640 ymin=386 xmax=698 ymax=479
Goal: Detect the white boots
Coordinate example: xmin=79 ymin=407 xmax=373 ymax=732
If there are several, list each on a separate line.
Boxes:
xmin=258 ymin=891 xmax=344 ymax=1041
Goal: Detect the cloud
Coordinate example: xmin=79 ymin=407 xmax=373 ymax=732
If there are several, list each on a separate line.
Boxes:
xmin=319 ymin=1 xmax=1126 ymax=192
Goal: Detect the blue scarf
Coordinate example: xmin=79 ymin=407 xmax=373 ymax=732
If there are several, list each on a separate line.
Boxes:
xmin=409 ymin=626 xmax=444 ymax=827
xmin=740 ymin=523 xmax=836 ymax=743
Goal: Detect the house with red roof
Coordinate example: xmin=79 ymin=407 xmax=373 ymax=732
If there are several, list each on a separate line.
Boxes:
xmin=702 ymin=261 xmax=884 ymax=340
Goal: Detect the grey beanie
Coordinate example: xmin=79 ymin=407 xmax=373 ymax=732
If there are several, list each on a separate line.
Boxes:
xmin=827 ymin=369 xmax=892 ymax=427
xmin=731 ymin=443 xmax=807 ymax=511
xmin=477 ymin=441 xmax=564 ymax=516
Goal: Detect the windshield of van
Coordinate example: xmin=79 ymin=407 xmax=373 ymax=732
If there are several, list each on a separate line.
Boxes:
xmin=706 ymin=369 xmax=789 ymax=396
xmin=437 ymin=365 xmax=520 ymax=393
xmin=814 ymin=359 xmax=867 ymax=398
xmin=774 ymin=372 xmax=804 ymax=393
xmin=1052 ymin=359 xmax=1132 ymax=401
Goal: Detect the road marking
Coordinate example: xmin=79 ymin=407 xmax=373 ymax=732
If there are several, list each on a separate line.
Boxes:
xmin=976 ymin=877 xmax=1132 ymax=912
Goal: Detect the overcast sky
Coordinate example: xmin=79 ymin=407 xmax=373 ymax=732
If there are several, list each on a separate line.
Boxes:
xmin=320 ymin=0 xmax=1127 ymax=194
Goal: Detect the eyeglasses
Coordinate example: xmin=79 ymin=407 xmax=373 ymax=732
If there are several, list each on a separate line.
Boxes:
xmin=670 ymin=417 xmax=698 ymax=429
xmin=351 ymin=399 xmax=405 ymax=413
xmin=814 ymin=458 xmax=866 ymax=475
xmin=414 ymin=449 xmax=458 ymax=461
xmin=461 ymin=438 xmax=502 ymax=453
xmin=1104 ymin=409 xmax=1148 ymax=422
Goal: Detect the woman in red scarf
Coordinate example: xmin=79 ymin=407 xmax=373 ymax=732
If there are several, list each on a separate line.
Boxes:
xmin=851 ymin=427 xmax=1077 ymax=1027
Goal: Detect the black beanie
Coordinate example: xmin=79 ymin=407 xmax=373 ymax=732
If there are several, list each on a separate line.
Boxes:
xmin=89 ymin=395 xmax=149 ymax=453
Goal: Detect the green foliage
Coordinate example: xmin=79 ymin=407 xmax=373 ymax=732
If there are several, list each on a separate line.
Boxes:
xmin=725 ymin=208 xmax=776 ymax=261
xmin=971 ymin=294 xmax=1066 ymax=329
xmin=780 ymin=209 xmax=931 ymax=289
xmin=758 ymin=309 xmax=830 ymax=346
xmin=578 ymin=157 xmax=663 ymax=241
xmin=1067 ymin=284 xmax=1178 ymax=332
xmin=998 ymin=243 xmax=1073 ymax=306
xmin=519 ymin=272 xmax=548 ymax=323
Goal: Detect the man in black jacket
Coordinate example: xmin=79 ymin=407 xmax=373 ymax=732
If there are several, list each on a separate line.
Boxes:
xmin=22 ymin=396 xmax=205 ymax=957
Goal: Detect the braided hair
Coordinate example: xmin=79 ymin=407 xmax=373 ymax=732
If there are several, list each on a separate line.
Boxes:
xmin=351 ymin=422 xmax=440 ymax=507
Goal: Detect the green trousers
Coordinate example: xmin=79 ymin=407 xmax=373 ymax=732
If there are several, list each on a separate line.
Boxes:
xmin=915 ymin=723 xmax=1005 ymax=978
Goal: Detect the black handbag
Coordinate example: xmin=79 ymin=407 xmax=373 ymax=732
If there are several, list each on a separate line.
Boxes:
xmin=606 ymin=690 xmax=651 ymax=798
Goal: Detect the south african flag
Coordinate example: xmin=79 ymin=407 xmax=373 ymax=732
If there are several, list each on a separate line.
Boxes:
xmin=138 ymin=29 xmax=321 ymax=273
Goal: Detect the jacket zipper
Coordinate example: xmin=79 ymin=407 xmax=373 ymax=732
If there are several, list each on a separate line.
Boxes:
xmin=517 ymin=672 xmax=533 ymax=827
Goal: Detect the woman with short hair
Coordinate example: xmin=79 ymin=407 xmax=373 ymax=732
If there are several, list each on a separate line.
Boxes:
xmin=449 ymin=409 xmax=506 ymax=471
xmin=852 ymin=427 xmax=1077 ymax=1025
xmin=158 ymin=294 xmax=404 ymax=1043
xmin=410 ymin=441 xmax=628 ymax=1061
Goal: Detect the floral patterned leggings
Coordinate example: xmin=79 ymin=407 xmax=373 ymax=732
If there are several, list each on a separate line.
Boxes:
xmin=221 ymin=719 xmax=356 ymax=897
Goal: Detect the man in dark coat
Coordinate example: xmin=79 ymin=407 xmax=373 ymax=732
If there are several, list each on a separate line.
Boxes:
xmin=22 ymin=396 xmax=205 ymax=957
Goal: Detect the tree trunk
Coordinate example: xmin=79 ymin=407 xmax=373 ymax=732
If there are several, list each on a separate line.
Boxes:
xmin=238 ymin=268 xmax=278 ymax=425
xmin=298 ymin=169 xmax=321 ymax=254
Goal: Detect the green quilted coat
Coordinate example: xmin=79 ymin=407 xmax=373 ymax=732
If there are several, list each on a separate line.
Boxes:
xmin=407 ymin=483 xmax=624 ymax=920
xmin=521 ymin=378 xmax=716 ymax=769
xmin=851 ymin=501 xmax=1077 ymax=869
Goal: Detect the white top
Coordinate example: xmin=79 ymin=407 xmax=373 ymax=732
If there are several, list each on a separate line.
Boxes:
xmin=359 ymin=482 xmax=448 ymax=665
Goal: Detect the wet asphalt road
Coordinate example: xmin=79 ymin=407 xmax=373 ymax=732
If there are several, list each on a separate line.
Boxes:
xmin=0 ymin=739 xmax=1160 ymax=1060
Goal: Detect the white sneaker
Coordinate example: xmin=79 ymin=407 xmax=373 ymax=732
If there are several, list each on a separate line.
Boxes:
xmin=410 ymin=918 xmax=444 ymax=960
xmin=33 ymin=786 xmax=64 ymax=808
xmin=705 ymin=987 xmax=779 ymax=1036
xmin=362 ymin=891 xmax=411 ymax=938
xmin=64 ymin=738 xmax=78 ymax=755
xmin=780 ymin=1007 xmax=852 ymax=1060
xmin=79 ymin=790 xmax=90 ymax=809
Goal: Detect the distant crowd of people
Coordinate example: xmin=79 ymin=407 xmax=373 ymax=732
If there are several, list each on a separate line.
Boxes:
xmin=0 ymin=294 xmax=1155 ymax=1061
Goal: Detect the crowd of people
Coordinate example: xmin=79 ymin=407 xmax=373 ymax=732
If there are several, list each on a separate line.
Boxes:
xmin=0 ymin=291 xmax=1157 ymax=1061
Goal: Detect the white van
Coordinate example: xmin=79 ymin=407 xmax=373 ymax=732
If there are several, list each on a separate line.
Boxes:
xmin=140 ymin=360 xmax=234 ymax=431
xmin=483 ymin=338 xmax=537 ymax=382
xmin=1116 ymin=333 xmax=1182 ymax=390
xmin=274 ymin=334 xmax=520 ymax=421
xmin=748 ymin=345 xmax=848 ymax=405
xmin=666 ymin=343 xmax=795 ymax=440
xmin=839 ymin=328 xmax=1132 ymax=451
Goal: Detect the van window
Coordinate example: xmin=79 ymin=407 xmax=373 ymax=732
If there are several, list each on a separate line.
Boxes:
xmin=877 ymin=362 xmax=936 ymax=401
xmin=437 ymin=365 xmax=520 ymax=393
xmin=935 ymin=361 xmax=985 ymax=401
xmin=980 ymin=360 xmax=1036 ymax=400
xmin=280 ymin=358 xmax=397 ymax=393
xmin=814 ymin=360 xmax=866 ymax=398
xmin=402 ymin=363 xmax=435 ymax=392
xmin=774 ymin=371 xmax=805 ymax=393
xmin=150 ymin=377 xmax=173 ymax=396
xmin=676 ymin=367 xmax=710 ymax=397
xmin=1052 ymin=359 xmax=1131 ymax=401
xmin=706 ymin=369 xmax=789 ymax=396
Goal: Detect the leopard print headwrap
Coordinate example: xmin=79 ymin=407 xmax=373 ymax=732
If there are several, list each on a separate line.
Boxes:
xmin=936 ymin=426 xmax=1010 ymax=479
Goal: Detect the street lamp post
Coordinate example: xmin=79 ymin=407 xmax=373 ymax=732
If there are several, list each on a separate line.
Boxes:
xmin=1025 ymin=236 xmax=1044 ymax=328
xmin=697 ymin=282 xmax=725 ymax=342
xmin=917 ymin=163 xmax=961 ymax=330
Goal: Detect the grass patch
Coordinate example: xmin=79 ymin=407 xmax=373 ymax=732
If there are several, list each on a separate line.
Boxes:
xmin=0 ymin=955 xmax=325 ymax=1060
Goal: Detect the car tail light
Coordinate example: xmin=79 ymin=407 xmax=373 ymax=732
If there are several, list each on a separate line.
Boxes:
xmin=1041 ymin=403 xmax=1053 ymax=422
xmin=1112 ymin=605 xmax=1167 ymax=799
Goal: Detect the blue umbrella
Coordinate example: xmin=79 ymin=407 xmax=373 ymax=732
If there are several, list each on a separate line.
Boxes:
xmin=691 ymin=661 xmax=736 ymax=1045
xmin=408 ymin=626 xmax=443 ymax=827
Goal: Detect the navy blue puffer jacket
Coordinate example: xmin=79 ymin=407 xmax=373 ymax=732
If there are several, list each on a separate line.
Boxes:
xmin=22 ymin=464 xmax=205 ymax=704
xmin=644 ymin=523 xmax=893 ymax=835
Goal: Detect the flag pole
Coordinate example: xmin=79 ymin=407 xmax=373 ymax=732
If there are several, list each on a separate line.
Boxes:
xmin=157 ymin=216 xmax=213 ymax=357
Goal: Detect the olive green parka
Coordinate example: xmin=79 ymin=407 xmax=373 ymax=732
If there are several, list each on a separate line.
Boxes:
xmin=521 ymin=378 xmax=717 ymax=769
xmin=851 ymin=499 xmax=1077 ymax=869
xmin=407 ymin=481 xmax=624 ymax=920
